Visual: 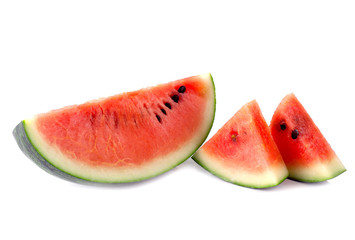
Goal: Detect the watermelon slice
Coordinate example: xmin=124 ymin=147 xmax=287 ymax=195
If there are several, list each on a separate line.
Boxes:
xmin=270 ymin=93 xmax=346 ymax=182
xmin=192 ymin=100 xmax=288 ymax=188
xmin=13 ymin=74 xmax=216 ymax=183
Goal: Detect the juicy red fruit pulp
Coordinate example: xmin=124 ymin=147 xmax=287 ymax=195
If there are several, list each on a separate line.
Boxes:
xmin=35 ymin=77 xmax=208 ymax=168
xmin=270 ymin=94 xmax=336 ymax=167
xmin=270 ymin=93 xmax=346 ymax=182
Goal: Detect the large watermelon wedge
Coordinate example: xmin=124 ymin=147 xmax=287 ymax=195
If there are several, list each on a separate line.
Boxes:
xmin=270 ymin=93 xmax=346 ymax=182
xmin=13 ymin=74 xmax=216 ymax=183
xmin=192 ymin=100 xmax=288 ymax=188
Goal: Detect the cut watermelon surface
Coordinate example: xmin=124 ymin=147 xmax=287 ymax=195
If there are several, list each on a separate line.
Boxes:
xmin=13 ymin=74 xmax=216 ymax=183
xmin=192 ymin=100 xmax=288 ymax=188
xmin=270 ymin=93 xmax=346 ymax=182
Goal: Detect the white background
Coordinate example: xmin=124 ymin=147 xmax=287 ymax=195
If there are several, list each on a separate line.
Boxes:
xmin=1 ymin=1 xmax=354 ymax=239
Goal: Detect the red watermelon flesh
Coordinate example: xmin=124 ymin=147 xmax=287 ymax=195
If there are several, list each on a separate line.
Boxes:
xmin=270 ymin=93 xmax=346 ymax=182
xmin=14 ymin=74 xmax=216 ymax=183
xmin=192 ymin=100 xmax=288 ymax=188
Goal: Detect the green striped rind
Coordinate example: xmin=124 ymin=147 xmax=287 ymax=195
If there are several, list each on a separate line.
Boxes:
xmin=13 ymin=74 xmax=216 ymax=184
xmin=192 ymin=152 xmax=288 ymax=189
xmin=13 ymin=121 xmax=90 ymax=184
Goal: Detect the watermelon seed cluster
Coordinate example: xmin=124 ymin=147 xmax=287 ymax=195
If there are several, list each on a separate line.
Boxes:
xmin=280 ymin=121 xmax=299 ymax=140
xmin=170 ymin=85 xmax=186 ymax=104
xmin=155 ymin=85 xmax=186 ymax=123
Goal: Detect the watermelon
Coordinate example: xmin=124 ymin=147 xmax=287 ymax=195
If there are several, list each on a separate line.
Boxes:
xmin=13 ymin=74 xmax=216 ymax=183
xmin=192 ymin=100 xmax=288 ymax=188
xmin=270 ymin=93 xmax=346 ymax=182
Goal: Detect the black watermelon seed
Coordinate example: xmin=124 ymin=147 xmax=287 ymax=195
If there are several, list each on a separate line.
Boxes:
xmin=171 ymin=95 xmax=179 ymax=103
xmin=178 ymin=86 xmax=186 ymax=93
xmin=164 ymin=102 xmax=172 ymax=109
xmin=160 ymin=108 xmax=166 ymax=115
xmin=280 ymin=121 xmax=287 ymax=130
xmin=156 ymin=114 xmax=162 ymax=123
xmin=291 ymin=129 xmax=299 ymax=139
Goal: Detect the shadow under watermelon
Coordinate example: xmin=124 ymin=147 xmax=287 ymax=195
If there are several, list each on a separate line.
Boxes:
xmin=261 ymin=178 xmax=330 ymax=191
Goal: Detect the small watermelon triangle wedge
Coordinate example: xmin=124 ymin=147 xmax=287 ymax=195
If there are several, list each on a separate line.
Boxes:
xmin=270 ymin=93 xmax=346 ymax=182
xmin=192 ymin=100 xmax=289 ymax=188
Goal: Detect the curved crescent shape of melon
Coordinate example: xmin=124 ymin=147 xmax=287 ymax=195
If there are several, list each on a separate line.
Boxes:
xmin=13 ymin=74 xmax=216 ymax=184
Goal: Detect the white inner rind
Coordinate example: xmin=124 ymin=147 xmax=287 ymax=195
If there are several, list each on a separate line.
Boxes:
xmin=288 ymin=156 xmax=346 ymax=182
xmin=24 ymin=73 xmax=215 ymax=183
xmin=193 ymin=149 xmax=289 ymax=188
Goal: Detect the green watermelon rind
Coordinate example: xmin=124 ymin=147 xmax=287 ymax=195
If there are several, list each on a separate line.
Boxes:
xmin=288 ymin=173 xmax=346 ymax=183
xmin=13 ymin=121 xmax=91 ymax=184
xmin=287 ymin=165 xmax=346 ymax=183
xmin=13 ymin=74 xmax=216 ymax=184
xmin=192 ymin=153 xmax=288 ymax=189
